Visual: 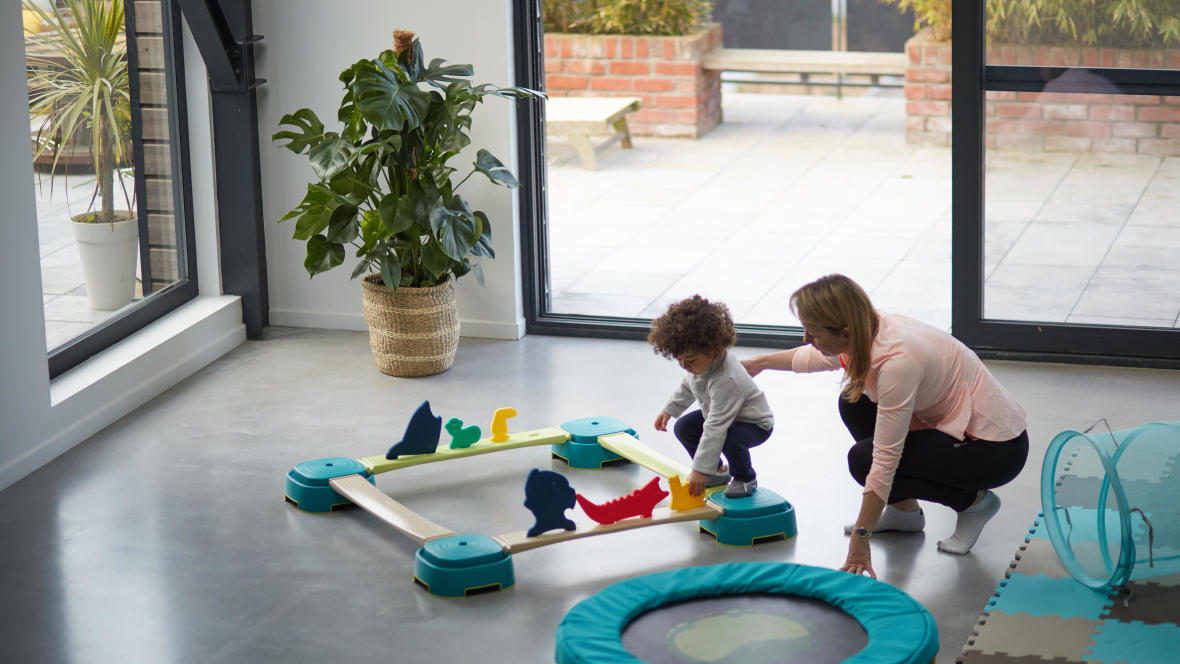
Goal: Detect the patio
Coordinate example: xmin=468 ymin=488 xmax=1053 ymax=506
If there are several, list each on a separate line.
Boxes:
xmin=546 ymin=89 xmax=1180 ymax=331
xmin=35 ymin=89 xmax=1180 ymax=353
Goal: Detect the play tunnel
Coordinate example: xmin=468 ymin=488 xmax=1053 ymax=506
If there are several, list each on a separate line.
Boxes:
xmin=1041 ymin=420 xmax=1180 ymax=589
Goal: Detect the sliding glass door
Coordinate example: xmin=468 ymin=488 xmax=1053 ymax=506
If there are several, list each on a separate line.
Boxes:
xmin=515 ymin=0 xmax=947 ymax=346
xmin=952 ymin=0 xmax=1180 ymax=364
xmin=517 ymin=1 xmax=1180 ymax=365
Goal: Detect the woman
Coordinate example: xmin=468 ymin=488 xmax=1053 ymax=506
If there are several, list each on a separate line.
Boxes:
xmin=742 ymin=274 xmax=1028 ymax=578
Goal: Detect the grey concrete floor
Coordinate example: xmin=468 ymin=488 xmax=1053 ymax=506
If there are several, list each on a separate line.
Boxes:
xmin=3 ymin=328 xmax=1179 ymax=663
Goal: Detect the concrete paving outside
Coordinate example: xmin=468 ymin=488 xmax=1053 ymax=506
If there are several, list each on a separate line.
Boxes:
xmin=545 ymin=89 xmax=1180 ymax=331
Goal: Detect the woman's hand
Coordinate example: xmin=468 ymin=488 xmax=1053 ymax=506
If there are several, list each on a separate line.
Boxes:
xmin=840 ymin=536 xmax=875 ymax=579
xmin=687 ymin=470 xmax=707 ymax=496
xmin=654 ymin=412 xmax=671 ymax=432
xmin=740 ymin=356 xmax=763 ymax=377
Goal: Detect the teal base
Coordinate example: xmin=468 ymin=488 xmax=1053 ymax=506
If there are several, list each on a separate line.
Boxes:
xmin=284 ymin=457 xmax=372 ymax=513
xmin=699 ymin=488 xmax=797 ymax=546
xmin=552 ymin=416 xmax=635 ymax=469
xmin=550 ymin=440 xmax=626 ymax=469
xmin=413 ymin=534 xmax=515 ymax=598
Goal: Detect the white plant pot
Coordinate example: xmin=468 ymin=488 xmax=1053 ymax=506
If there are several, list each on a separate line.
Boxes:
xmin=71 ymin=213 xmax=139 ymax=310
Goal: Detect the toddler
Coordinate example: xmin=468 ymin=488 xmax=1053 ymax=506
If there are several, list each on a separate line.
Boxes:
xmin=649 ymin=296 xmax=774 ymax=498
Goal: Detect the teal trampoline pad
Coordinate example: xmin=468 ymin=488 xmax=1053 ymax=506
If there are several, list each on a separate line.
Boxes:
xmin=555 ymin=562 xmax=938 ymax=664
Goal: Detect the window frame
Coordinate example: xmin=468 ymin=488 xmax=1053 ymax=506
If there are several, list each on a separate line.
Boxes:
xmin=47 ymin=0 xmax=199 ymax=379
xmin=951 ymin=0 xmax=1180 ymax=368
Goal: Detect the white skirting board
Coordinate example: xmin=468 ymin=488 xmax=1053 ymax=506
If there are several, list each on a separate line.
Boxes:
xmin=268 ymin=308 xmax=526 ymax=340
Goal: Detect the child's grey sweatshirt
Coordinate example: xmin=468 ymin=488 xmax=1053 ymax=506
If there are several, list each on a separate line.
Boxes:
xmin=662 ymin=349 xmax=774 ymax=475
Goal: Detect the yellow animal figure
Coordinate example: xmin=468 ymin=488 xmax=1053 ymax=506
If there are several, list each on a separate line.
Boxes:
xmin=668 ymin=475 xmax=706 ymax=511
xmin=490 ymin=407 xmax=518 ymax=442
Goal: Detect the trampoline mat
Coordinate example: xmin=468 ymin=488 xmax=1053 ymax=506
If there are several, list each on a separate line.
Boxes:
xmin=621 ymin=593 xmax=869 ymax=664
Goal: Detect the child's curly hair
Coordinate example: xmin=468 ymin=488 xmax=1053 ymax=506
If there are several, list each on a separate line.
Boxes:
xmin=648 ymin=295 xmax=737 ymax=359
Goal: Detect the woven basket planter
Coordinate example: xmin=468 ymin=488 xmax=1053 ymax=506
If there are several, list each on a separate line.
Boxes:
xmin=361 ymin=274 xmax=459 ymax=377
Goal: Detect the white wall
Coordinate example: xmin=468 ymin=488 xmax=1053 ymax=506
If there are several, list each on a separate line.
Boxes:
xmin=255 ymin=0 xmax=525 ymax=339
xmin=1 ymin=2 xmax=53 ymax=468
xmin=0 ymin=8 xmax=245 ymax=491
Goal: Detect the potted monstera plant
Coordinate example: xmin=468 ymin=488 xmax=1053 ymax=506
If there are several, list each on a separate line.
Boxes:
xmin=273 ymin=31 xmax=540 ymax=376
xmin=26 ymin=0 xmax=138 ymax=311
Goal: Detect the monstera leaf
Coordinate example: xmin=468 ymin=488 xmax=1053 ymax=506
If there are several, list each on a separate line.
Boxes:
xmin=351 ymin=57 xmax=433 ymax=132
xmin=428 ymin=196 xmax=479 ymax=262
xmin=474 ymin=149 xmax=519 ymax=189
xmin=273 ymin=108 xmax=328 ymax=154
xmin=308 ymin=133 xmax=352 ymax=179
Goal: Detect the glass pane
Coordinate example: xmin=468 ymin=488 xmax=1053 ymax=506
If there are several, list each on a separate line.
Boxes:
xmin=541 ymin=3 xmax=951 ymax=330
xmin=986 ymin=0 xmax=1180 ymax=69
xmin=983 ymin=86 xmax=1180 ymax=327
xmin=26 ymin=0 xmax=187 ymax=351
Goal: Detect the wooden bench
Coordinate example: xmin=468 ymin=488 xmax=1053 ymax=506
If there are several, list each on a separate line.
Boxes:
xmin=545 ymin=96 xmax=641 ymax=170
xmin=702 ymin=48 xmax=908 ymax=98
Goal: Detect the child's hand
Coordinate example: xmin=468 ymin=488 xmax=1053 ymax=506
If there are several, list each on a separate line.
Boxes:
xmin=687 ymin=471 xmax=706 ymax=496
xmin=654 ymin=412 xmax=671 ymax=432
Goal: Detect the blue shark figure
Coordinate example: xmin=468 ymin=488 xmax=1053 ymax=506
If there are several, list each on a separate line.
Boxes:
xmin=524 ymin=469 xmax=577 ymax=538
xmin=385 ymin=400 xmax=442 ymax=460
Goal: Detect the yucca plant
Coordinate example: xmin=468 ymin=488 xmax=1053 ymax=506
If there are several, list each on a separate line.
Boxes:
xmin=25 ymin=0 xmax=133 ymax=224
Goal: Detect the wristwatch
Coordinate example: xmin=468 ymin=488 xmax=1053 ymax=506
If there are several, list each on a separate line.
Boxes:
xmin=854 ymin=526 xmax=872 ymax=539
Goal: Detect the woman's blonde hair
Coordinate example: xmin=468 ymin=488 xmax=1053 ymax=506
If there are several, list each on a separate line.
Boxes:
xmin=790 ymin=274 xmax=879 ymax=401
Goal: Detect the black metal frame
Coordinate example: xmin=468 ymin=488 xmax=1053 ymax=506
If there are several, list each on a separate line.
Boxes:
xmin=48 ymin=0 xmax=199 ymax=379
xmin=176 ymin=0 xmax=268 ymax=339
xmin=951 ymin=0 xmax=1180 ymax=368
xmin=515 ymin=0 xmax=803 ymax=350
xmin=123 ymin=0 xmax=153 ymax=296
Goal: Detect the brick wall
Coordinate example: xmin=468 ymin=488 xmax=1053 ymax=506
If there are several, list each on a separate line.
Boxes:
xmin=905 ymin=29 xmax=1180 ymax=155
xmin=544 ymin=23 xmax=723 ymax=138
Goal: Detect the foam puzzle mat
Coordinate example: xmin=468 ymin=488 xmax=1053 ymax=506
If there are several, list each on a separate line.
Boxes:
xmin=956 ymin=439 xmax=1180 ymax=664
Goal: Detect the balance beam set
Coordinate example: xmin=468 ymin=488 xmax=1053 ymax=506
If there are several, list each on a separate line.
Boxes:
xmin=285 ymin=411 xmax=796 ymax=598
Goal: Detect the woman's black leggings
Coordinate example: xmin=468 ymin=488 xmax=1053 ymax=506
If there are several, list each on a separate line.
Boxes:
xmin=839 ymin=395 xmax=1029 ymax=512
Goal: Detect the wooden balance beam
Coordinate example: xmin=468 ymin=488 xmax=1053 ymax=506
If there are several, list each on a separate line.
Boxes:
xmin=341 ymin=427 xmax=718 ymax=552
xmin=492 ymin=502 xmax=724 ymax=554
xmin=360 ymin=426 xmax=571 ymax=475
xmin=329 ymin=474 xmax=455 ymax=545
xmin=599 ymin=432 xmax=691 ymax=479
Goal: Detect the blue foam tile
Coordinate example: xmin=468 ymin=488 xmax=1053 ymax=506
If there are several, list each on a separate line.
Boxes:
xmin=1026 ymin=514 xmax=1048 ymax=541
xmin=1084 ymin=620 xmax=1180 ymax=663
xmin=987 ymin=573 xmax=1114 ymax=620
xmin=1050 ymin=506 xmax=1147 ymax=543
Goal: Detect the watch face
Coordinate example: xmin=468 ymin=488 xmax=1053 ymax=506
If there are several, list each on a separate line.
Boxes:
xmin=855 ymin=527 xmax=870 ymax=538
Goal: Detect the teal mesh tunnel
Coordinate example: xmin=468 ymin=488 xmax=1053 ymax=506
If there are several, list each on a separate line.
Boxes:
xmin=1040 ymin=421 xmax=1180 ymax=590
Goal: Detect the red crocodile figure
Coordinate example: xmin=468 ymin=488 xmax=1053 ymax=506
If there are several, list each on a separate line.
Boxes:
xmin=576 ymin=476 xmax=669 ymax=525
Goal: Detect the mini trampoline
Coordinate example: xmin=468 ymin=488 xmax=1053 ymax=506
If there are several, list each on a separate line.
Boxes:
xmin=555 ymin=562 xmax=938 ymax=664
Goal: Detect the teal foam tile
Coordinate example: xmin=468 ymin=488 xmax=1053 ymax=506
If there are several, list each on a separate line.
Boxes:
xmin=988 ymin=574 xmax=1114 ymax=620
xmin=1084 ymin=620 xmax=1180 ymax=663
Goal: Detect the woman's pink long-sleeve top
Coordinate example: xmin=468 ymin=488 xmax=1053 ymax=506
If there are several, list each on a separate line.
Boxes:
xmin=792 ymin=314 xmax=1027 ymax=503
